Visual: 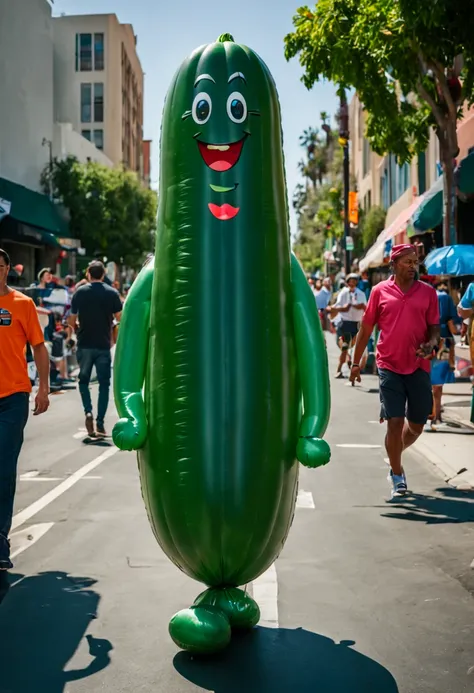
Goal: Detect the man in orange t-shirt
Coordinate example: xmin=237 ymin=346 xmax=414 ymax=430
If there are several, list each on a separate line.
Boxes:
xmin=0 ymin=249 xmax=50 ymax=571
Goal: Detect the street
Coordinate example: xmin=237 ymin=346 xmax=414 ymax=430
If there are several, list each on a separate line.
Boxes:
xmin=2 ymin=339 xmax=474 ymax=693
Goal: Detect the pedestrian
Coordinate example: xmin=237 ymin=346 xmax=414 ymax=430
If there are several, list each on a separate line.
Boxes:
xmin=458 ymin=280 xmax=474 ymax=378
xmin=350 ymin=244 xmax=440 ymax=498
xmin=428 ymin=280 xmax=458 ymax=427
xmin=68 ymin=261 xmax=122 ymax=437
xmin=0 ymin=249 xmax=50 ymax=570
xmin=332 ymin=273 xmax=367 ymax=378
xmin=315 ymin=277 xmax=332 ymax=330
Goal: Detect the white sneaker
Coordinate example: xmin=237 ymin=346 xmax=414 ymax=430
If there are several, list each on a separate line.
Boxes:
xmin=388 ymin=470 xmax=408 ymax=498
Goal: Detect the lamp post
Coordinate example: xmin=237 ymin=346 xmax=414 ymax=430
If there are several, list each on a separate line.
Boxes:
xmin=338 ymin=91 xmax=350 ymax=275
xmin=42 ymin=137 xmax=53 ymax=200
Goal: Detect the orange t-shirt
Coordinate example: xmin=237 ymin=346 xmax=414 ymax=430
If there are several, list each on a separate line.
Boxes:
xmin=0 ymin=290 xmax=45 ymax=398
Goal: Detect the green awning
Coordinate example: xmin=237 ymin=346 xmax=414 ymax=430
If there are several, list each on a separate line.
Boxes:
xmin=411 ymin=176 xmax=443 ymax=233
xmin=0 ymin=177 xmax=69 ymax=237
xmin=412 ymin=151 xmax=474 ymax=233
xmin=0 ymin=215 xmax=60 ymax=248
xmin=456 ymin=151 xmax=474 ymax=195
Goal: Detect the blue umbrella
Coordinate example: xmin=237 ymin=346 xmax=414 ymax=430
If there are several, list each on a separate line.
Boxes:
xmin=424 ymin=245 xmax=474 ymax=276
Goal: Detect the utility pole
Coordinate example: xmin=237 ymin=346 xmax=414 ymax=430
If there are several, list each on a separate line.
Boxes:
xmin=338 ymin=90 xmax=350 ymax=275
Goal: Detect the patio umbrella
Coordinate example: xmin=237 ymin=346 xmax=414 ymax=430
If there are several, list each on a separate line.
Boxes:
xmin=424 ymin=245 xmax=474 ymax=276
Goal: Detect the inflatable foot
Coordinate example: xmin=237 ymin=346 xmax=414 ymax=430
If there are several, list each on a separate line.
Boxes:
xmin=193 ymin=586 xmax=260 ymax=630
xmin=169 ymin=605 xmax=231 ymax=654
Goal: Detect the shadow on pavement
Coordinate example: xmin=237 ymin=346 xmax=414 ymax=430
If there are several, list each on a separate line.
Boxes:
xmin=174 ymin=627 xmax=399 ymax=692
xmin=378 ymin=487 xmax=474 ymax=524
xmin=0 ymin=570 xmax=112 ymax=692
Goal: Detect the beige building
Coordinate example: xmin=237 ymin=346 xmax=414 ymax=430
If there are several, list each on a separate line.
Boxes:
xmin=53 ymin=13 xmax=144 ymax=175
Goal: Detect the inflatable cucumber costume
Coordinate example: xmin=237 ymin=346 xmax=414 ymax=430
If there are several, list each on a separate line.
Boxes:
xmin=113 ymin=34 xmax=331 ymax=654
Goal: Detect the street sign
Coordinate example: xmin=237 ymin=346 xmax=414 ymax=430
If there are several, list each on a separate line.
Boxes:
xmin=346 ymin=236 xmax=354 ymax=251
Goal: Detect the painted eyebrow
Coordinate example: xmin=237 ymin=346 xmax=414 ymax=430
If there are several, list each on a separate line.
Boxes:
xmin=194 ymin=74 xmax=215 ymax=86
xmin=228 ymin=72 xmax=246 ymax=84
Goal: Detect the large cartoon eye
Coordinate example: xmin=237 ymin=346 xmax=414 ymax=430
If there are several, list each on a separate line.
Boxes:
xmin=192 ymin=92 xmax=212 ymax=124
xmin=227 ymin=92 xmax=247 ymax=124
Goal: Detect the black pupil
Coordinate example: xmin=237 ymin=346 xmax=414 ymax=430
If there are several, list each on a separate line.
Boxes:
xmin=231 ymin=99 xmax=244 ymax=120
xmin=197 ymin=99 xmax=210 ymax=121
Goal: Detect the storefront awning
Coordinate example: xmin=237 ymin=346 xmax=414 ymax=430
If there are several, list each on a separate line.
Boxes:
xmin=0 ymin=215 xmax=61 ymax=248
xmin=359 ymin=197 xmax=422 ymax=271
xmin=0 ymin=177 xmax=69 ymax=237
xmin=412 ymin=151 xmax=474 ymax=233
xmin=411 ymin=176 xmax=443 ymax=233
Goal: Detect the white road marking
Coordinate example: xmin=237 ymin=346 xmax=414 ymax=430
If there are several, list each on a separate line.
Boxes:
xmin=253 ymin=563 xmax=279 ymax=628
xmin=470 ymin=558 xmax=474 ymax=569
xmin=20 ymin=477 xmax=63 ymax=482
xmin=10 ymin=523 xmax=55 ymax=559
xmin=368 ymin=420 xmax=380 ymax=424
xmin=20 ymin=475 xmax=102 ymax=482
xmin=11 ymin=447 xmax=118 ymax=532
xmin=296 ymin=490 xmax=315 ymax=509
xmin=336 ymin=444 xmax=382 ymax=449
xmin=73 ymin=431 xmax=85 ymax=439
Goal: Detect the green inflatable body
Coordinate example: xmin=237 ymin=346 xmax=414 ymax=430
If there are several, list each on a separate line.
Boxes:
xmin=113 ymin=34 xmax=331 ymax=654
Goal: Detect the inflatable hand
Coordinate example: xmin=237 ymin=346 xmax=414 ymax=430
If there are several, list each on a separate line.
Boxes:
xmin=112 ymin=415 xmax=147 ymax=451
xmin=297 ymin=437 xmax=331 ymax=468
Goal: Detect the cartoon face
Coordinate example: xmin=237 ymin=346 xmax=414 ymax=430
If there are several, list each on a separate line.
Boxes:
xmin=182 ymin=70 xmax=260 ymax=221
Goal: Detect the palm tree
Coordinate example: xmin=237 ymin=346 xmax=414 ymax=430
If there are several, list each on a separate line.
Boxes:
xmin=299 ymin=127 xmax=320 ymax=159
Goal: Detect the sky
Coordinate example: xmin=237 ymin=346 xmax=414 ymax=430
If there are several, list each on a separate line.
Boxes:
xmin=52 ymin=0 xmax=338 ymax=236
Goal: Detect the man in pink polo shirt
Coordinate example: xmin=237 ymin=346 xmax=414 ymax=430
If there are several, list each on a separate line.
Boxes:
xmin=350 ymin=245 xmax=440 ymax=498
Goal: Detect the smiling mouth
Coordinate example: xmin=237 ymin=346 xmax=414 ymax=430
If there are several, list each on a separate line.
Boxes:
xmin=197 ymin=136 xmax=246 ymax=171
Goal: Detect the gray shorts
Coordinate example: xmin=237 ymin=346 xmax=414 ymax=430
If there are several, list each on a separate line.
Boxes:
xmin=379 ymin=368 xmax=433 ymax=425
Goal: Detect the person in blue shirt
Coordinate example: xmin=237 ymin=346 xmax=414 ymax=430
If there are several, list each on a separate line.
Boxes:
xmin=428 ymin=280 xmax=459 ymax=427
xmin=458 ymin=281 xmax=474 ymax=319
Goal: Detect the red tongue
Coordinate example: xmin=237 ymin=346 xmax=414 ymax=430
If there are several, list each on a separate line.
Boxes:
xmin=208 ymin=203 xmax=240 ymax=221
xmin=198 ymin=140 xmax=244 ymax=171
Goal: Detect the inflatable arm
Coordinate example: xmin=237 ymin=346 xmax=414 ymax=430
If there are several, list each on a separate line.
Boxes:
xmin=112 ymin=263 xmax=153 ymax=451
xmin=291 ymin=252 xmax=331 ymax=468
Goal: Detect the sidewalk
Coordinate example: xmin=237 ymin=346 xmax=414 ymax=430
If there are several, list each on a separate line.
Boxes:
xmin=325 ymin=334 xmax=474 ymax=491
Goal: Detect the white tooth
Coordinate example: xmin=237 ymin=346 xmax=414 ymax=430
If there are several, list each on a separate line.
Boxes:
xmin=207 ymin=144 xmax=230 ymax=151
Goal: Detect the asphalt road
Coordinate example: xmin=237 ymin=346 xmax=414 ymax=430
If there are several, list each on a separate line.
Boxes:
xmin=1 ymin=339 xmax=474 ymax=693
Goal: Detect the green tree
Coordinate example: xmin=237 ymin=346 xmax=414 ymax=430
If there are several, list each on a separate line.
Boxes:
xmin=284 ymin=0 xmax=474 ymax=246
xmin=359 ymin=205 xmax=387 ymax=248
xmin=293 ymin=122 xmax=344 ymax=272
xmin=41 ymin=156 xmax=157 ymax=268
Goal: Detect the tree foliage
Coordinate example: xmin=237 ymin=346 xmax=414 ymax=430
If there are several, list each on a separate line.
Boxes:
xmin=41 ymin=157 xmax=157 ymax=268
xmin=293 ymin=119 xmax=346 ymax=272
xmin=359 ymin=205 xmax=387 ymax=248
xmin=285 ymin=0 xmax=473 ymax=163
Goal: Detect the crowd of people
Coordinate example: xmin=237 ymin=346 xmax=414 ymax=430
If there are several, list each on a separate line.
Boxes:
xmin=1 ymin=242 xmax=473 ymax=570
xmin=310 ymin=245 xmax=474 ymax=498
xmin=0 ymin=249 xmax=124 ymax=571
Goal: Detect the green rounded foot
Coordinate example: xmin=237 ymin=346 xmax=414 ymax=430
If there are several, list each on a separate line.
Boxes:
xmin=169 ymin=605 xmax=231 ymax=654
xmin=194 ymin=587 xmax=260 ymax=629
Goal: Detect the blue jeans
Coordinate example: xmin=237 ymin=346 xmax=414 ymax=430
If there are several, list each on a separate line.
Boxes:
xmin=77 ymin=348 xmax=111 ymax=427
xmin=0 ymin=392 xmax=29 ymax=568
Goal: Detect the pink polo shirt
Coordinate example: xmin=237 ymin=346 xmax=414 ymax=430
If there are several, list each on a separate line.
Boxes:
xmin=363 ymin=277 xmax=439 ymax=375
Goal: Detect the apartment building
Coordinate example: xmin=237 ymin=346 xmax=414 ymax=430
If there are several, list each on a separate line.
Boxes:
xmin=53 ymin=14 xmax=145 ymax=175
xmin=351 ymin=92 xmax=474 ymax=270
xmin=0 ymin=0 xmax=70 ymax=283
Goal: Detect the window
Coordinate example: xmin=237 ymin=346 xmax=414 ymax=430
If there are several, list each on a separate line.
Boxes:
xmin=362 ymin=138 xmax=371 ymax=177
xmin=76 ymin=33 xmax=104 ymax=71
xmin=81 ymin=130 xmax=91 ymax=141
xmin=76 ymin=33 xmax=92 ymax=71
xmin=94 ymin=83 xmax=104 ymax=122
xmin=93 ymin=129 xmax=104 ymax=150
xmin=396 ymin=162 xmax=410 ymax=198
xmin=80 ymin=83 xmax=92 ymax=123
xmin=94 ymin=33 xmax=104 ymax=70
